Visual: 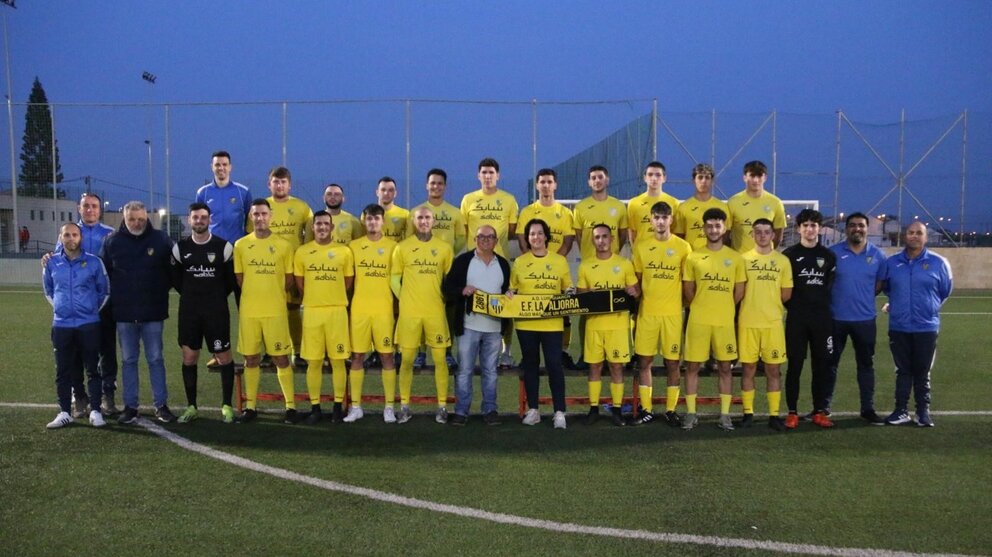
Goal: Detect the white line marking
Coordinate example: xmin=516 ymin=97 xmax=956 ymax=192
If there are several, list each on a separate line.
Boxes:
xmin=0 ymin=401 xmax=986 ymax=556
xmin=942 ymin=313 xmax=992 ymax=315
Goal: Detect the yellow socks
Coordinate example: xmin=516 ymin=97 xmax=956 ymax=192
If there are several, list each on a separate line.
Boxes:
xmin=276 ymin=365 xmax=296 ymax=410
xmin=432 ymin=348 xmax=449 ymax=406
xmin=742 ymin=389 xmax=755 ymax=414
xmin=610 ymin=382 xmax=624 ymax=406
xmin=666 ymin=386 xmax=680 ymax=412
xmin=767 ymin=390 xmax=781 ymax=417
xmin=306 ymin=361 xmax=323 ymax=405
xmin=244 ymin=365 xmax=260 ymax=410
xmin=588 ymin=380 xmax=602 ymax=407
xmin=639 ymin=385 xmax=652 ymax=412
xmin=720 ymin=393 xmax=732 ymax=415
xmin=382 ymin=367 xmax=396 ymax=407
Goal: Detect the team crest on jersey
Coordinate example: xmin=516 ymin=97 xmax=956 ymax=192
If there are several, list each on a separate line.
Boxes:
xmin=546 ymin=264 xmax=553 ymax=271
xmin=340 ymin=222 xmax=348 ymax=230
xmin=763 ymin=205 xmax=771 ymax=213
xmin=268 ymin=246 xmax=276 ymax=254
xmin=377 ymin=248 xmax=384 ymax=255
xmin=612 ymin=349 xmax=620 ymax=358
xmin=816 ymin=257 xmax=825 ymax=268
xmin=274 ymin=342 xmax=284 ymax=350
xmin=207 ymin=252 xmax=216 ymax=263
xmin=923 ymin=263 xmax=929 ymax=270
xmin=772 ymin=349 xmax=780 ymax=359
xmin=609 ymin=208 xmax=617 ymax=216
xmin=724 ymin=259 xmax=732 ymax=267
xmin=327 ymin=251 xmax=335 ymax=259
xmin=392 ymin=217 xmax=399 ymax=223
xmin=612 ymin=266 xmax=621 ymax=273
xmin=81 ymin=261 xmax=87 ymax=268
xmin=866 ymin=256 xmax=873 ymax=264
xmin=146 ymin=248 xmax=155 ymax=256
xmin=666 ymin=248 xmax=675 ymax=256
xmin=288 ymin=208 xmax=295 ymax=215
xmin=431 ymin=249 xmax=438 ymax=256
xmin=383 ymin=337 xmax=392 ymax=347
xmin=336 ymin=343 xmax=345 ymax=354
xmin=726 ymin=344 xmax=736 ymax=354
xmin=436 ymin=334 xmax=444 ymax=343
xmin=229 ymin=197 xmax=237 ymax=204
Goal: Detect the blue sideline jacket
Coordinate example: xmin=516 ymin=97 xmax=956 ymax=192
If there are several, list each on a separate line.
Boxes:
xmin=43 ymin=251 xmax=110 ymax=328
xmin=883 ymin=248 xmax=953 ymax=333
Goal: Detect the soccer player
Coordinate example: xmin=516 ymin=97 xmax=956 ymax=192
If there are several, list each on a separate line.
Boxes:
xmin=674 ymin=163 xmax=731 ymax=250
xmin=682 ymin=208 xmax=746 ymax=431
xmin=233 ymin=199 xmax=296 ymax=424
xmin=195 ymin=150 xmax=252 ymax=245
xmin=170 ymin=203 xmax=238 ymax=424
xmin=517 ymin=168 xmax=576 ymax=368
xmin=295 ymin=211 xmax=355 ymax=424
xmin=349 ymin=204 xmax=400 ymax=423
xmin=265 ymin=166 xmax=314 ymax=365
xmin=738 ymin=219 xmax=793 ymax=431
xmin=391 ymin=206 xmax=454 ymax=424
xmin=882 ymin=222 xmax=952 ymax=427
xmin=322 ymin=183 xmax=362 ymax=246
xmin=727 ymin=160 xmax=786 ymax=252
xmin=573 ymin=165 xmax=629 ymax=370
xmin=408 ymin=168 xmax=466 ymax=371
xmin=43 ymin=223 xmax=110 ymax=428
xmin=782 ymin=209 xmax=837 ymax=429
xmin=443 ymin=224 xmax=510 ymax=426
xmin=577 ymin=223 xmax=640 ymax=427
xmin=376 ymin=176 xmax=410 ymax=244
xmin=461 ymin=158 xmax=519 ymax=369
xmin=627 ymin=161 xmax=680 ymax=245
xmin=828 ymin=212 xmax=888 ymax=424
xmin=101 ymin=201 xmax=177 ymax=424
xmin=512 ymin=218 xmax=573 ymax=429
xmin=631 ymin=201 xmax=692 ymax=426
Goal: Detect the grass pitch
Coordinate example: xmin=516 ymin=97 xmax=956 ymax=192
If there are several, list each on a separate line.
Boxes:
xmin=1 ymin=287 xmax=990 ymax=556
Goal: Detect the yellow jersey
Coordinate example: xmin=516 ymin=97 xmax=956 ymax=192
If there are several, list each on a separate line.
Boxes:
xmin=510 ymin=251 xmax=573 ymax=332
xmin=381 ymin=205 xmax=410 ymax=244
xmin=391 ymin=235 xmax=453 ymax=315
xmin=684 ymin=245 xmax=747 ymax=326
xmin=627 ymin=190 xmax=680 ymax=244
xmin=577 ymin=254 xmax=638 ymax=331
xmin=407 ymin=200 xmax=466 ymax=254
xmin=632 ymin=234 xmax=692 ymax=316
xmin=727 ymin=190 xmax=786 ymax=253
xmin=739 ymin=249 xmax=793 ymax=327
xmin=265 ymin=196 xmax=313 ymax=252
xmin=460 ymin=189 xmax=519 ymax=257
xmin=572 ymin=195 xmax=628 ymax=261
xmin=349 ymin=235 xmax=397 ymax=315
xmin=674 ymin=196 xmax=732 ymax=250
xmin=518 ymin=201 xmax=575 ymax=256
xmin=329 ymin=209 xmax=362 ymax=247
xmin=294 ymin=241 xmax=353 ymax=308
xmin=233 ymin=233 xmax=294 ymax=318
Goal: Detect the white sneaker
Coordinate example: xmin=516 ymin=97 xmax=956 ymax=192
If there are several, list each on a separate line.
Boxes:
xmin=553 ymin=411 xmax=567 ymax=430
xmin=47 ymin=411 xmax=74 ymax=429
xmin=383 ymin=406 xmax=397 ymax=424
xmin=522 ymin=408 xmax=541 ymax=426
xmin=343 ymin=406 xmax=364 ymax=423
xmin=89 ymin=410 xmax=106 ymax=428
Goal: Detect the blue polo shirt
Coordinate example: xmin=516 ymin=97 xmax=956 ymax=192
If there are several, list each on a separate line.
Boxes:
xmin=884 ymin=248 xmax=953 ymax=333
xmin=195 ymin=180 xmax=252 ymax=244
xmin=829 ymin=241 xmax=887 ymax=322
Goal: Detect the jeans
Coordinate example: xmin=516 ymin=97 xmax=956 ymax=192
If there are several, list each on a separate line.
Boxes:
xmin=828 ymin=319 xmax=877 ymax=413
xmin=517 ymin=329 xmax=566 ymax=412
xmin=117 ymin=321 xmax=168 ymax=408
xmin=455 ymin=328 xmax=501 ymax=416
xmin=53 ymin=323 xmax=101 ymax=413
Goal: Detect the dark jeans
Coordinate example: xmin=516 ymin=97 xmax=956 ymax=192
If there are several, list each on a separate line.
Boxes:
xmin=53 ymin=323 xmax=102 ymax=413
xmin=785 ymin=312 xmax=833 ymax=412
xmin=828 ymin=319 xmax=877 ymax=413
xmin=517 ymin=329 xmax=566 ymax=412
xmin=888 ymin=331 xmax=938 ymax=412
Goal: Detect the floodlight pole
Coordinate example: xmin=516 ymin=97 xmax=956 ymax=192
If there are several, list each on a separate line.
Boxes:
xmin=144 ymin=139 xmax=153 ymax=208
xmin=834 ymin=110 xmax=842 ymax=223
xmin=3 ymin=6 xmax=17 ymax=253
xmin=164 ymin=104 xmax=171 ymax=237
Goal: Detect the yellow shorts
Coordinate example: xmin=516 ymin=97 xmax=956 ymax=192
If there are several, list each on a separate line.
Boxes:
xmin=584 ymin=328 xmax=631 ymax=364
xmin=395 ymin=313 xmax=450 ymax=350
xmin=634 ymin=313 xmax=683 ymax=360
xmin=351 ymin=311 xmax=395 ymax=354
xmin=684 ymin=321 xmax=737 ymax=362
xmin=737 ymin=325 xmax=787 ymax=364
xmin=238 ymin=314 xmax=292 ymax=356
xmin=300 ymin=306 xmax=350 ymax=361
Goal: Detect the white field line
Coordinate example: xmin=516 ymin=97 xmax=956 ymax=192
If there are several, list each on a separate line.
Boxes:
xmin=0 ymin=401 xmax=985 ymax=557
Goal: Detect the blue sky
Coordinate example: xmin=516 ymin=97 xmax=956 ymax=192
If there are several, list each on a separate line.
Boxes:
xmin=4 ymin=0 xmax=991 ymax=230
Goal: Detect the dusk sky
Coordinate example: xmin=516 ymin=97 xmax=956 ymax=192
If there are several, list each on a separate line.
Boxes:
xmin=4 ymin=1 xmax=990 ymax=231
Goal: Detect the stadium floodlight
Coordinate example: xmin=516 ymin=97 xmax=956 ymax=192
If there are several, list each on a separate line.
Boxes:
xmin=141 ymin=71 xmax=156 ymax=84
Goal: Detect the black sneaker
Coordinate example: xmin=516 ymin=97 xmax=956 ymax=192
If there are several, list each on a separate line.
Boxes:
xmin=363 ymin=352 xmax=382 ymax=370
xmin=768 ymin=416 xmax=787 ymax=432
xmin=740 ymin=413 xmax=754 ymax=428
xmin=331 ymin=402 xmax=344 ymax=423
xmin=611 ymin=407 xmax=626 ymax=427
xmin=260 ymin=354 xmax=273 ymax=368
xmin=585 ymin=406 xmax=600 ymax=425
xmin=861 ymin=410 xmax=885 ymax=425
xmin=634 ymin=410 xmax=656 ymax=425
xmin=283 ymin=409 xmax=302 ymax=424
xmin=664 ymin=410 xmax=683 ymax=427
xmin=483 ymin=411 xmax=502 ymax=426
xmin=561 ymin=351 xmax=577 ymax=369
xmin=155 ymin=405 xmax=177 ymax=423
xmin=449 ymin=413 xmax=467 ymax=426
xmin=117 ymin=406 xmax=139 ymax=424
xmin=239 ymin=408 xmax=258 ymax=423
xmin=305 ymin=406 xmax=323 ymax=425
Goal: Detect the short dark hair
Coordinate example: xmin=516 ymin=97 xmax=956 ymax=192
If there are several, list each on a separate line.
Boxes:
xmin=80 ymin=191 xmax=103 ymax=204
xmin=378 ymin=176 xmax=396 ymax=186
xmin=362 ymin=203 xmax=385 ymax=217
xmin=845 ymin=212 xmax=869 ymax=226
xmin=650 ymin=201 xmax=672 ymax=216
xmin=313 ymin=210 xmax=331 ymax=222
xmin=324 ymin=183 xmax=344 ymax=193
xmin=644 ymin=161 xmax=666 ymax=175
xmin=536 ymin=168 xmax=557 ymax=181
xmin=795 ymin=208 xmax=823 ymax=226
xmin=188 ymin=202 xmax=211 ymax=215
xmin=692 ymin=163 xmax=715 ymax=178
xmin=523 ymin=218 xmax=551 ymax=251
xmin=426 ymin=168 xmax=447 ymax=182
xmin=212 ymin=150 xmax=231 ymax=162
xmin=588 ymin=165 xmax=609 ymax=177
xmin=752 ymin=218 xmax=774 ymax=229
xmin=743 ymin=160 xmax=767 ymax=176
xmin=702 ymin=208 xmax=727 ymax=223
xmin=251 ymin=198 xmax=271 ymax=209
xmin=591 ymin=222 xmax=613 ymax=235
xmin=478 ymin=158 xmax=500 ymax=172
xmin=269 ymin=166 xmax=291 ymax=180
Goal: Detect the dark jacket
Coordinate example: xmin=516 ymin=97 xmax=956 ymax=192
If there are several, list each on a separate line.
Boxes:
xmin=100 ymin=220 xmax=174 ymax=322
xmin=443 ymin=249 xmax=511 ymax=336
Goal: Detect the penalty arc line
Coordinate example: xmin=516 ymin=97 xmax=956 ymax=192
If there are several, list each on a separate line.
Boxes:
xmin=132 ymin=416 xmax=979 ymax=557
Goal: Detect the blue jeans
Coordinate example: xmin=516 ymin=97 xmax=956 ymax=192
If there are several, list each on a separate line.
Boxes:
xmin=117 ymin=321 xmax=168 ymax=408
xmin=455 ymin=328 xmax=501 ymax=416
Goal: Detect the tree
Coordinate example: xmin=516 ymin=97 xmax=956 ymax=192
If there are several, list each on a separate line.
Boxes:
xmin=18 ymin=77 xmax=64 ymax=197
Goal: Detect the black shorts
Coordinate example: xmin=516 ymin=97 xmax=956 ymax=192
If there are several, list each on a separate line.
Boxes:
xmin=178 ymin=303 xmax=231 ymax=353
